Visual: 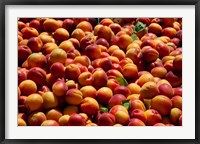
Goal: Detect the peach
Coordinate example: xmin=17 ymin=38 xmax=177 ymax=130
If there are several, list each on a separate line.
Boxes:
xmin=27 ymin=37 xmax=43 ymax=52
xmin=18 ymin=68 xmax=28 ymax=85
xmin=92 ymin=68 xmax=108 ymax=88
xmin=78 ymin=71 xmax=94 ymax=86
xmin=122 ymin=63 xmax=138 ymax=80
xmin=49 ymin=48 xmax=67 ymax=64
xmin=153 ymin=123 xmax=165 ymax=126
xmin=111 ymin=63 xmax=122 ymax=72
xmin=107 ymin=78 xmax=120 ymax=92
xmin=38 ymin=34 xmax=55 ymax=44
xmin=46 ymin=108 xmax=62 ymax=122
xmin=155 ymin=43 xmax=171 ymax=58
xmin=158 ymin=83 xmax=174 ymax=98
xmin=18 ymin=39 xmax=28 ymax=46
xmin=43 ymin=18 xmax=60 ymax=32
xmin=161 ymin=116 xmax=171 ymax=125
xmin=128 ymin=118 xmax=145 ymax=126
xmin=18 ymin=21 xmax=26 ymax=31
xmin=85 ymin=44 xmax=101 ymax=60
xmin=126 ymin=94 xmax=140 ymax=101
xmin=18 ymin=118 xmax=27 ymax=126
xmin=65 ymin=80 xmax=77 ymax=89
xmin=41 ymin=120 xmax=59 ymax=126
xmin=21 ymin=27 xmax=39 ymax=39
xmin=179 ymin=115 xmax=182 ymax=126
xmin=68 ymin=114 xmax=86 ymax=126
xmin=63 ymin=105 xmax=79 ymax=115
xmin=76 ymin=21 xmax=93 ymax=32
xmin=18 ymin=45 xmax=32 ymax=64
xmin=162 ymin=27 xmax=176 ymax=39
xmin=165 ymin=71 xmax=182 ymax=87
xmin=80 ymin=86 xmax=97 ymax=99
xmin=52 ymin=80 xmax=68 ymax=96
xmin=65 ymin=64 xmax=81 ymax=81
xmin=109 ymin=105 xmax=129 ymax=125
xmin=58 ymin=115 xmax=70 ymax=126
xmin=141 ymin=46 xmax=159 ymax=62
xmin=108 ymin=56 xmax=120 ymax=64
xmin=170 ymin=108 xmax=182 ymax=125
xmin=19 ymin=80 xmax=37 ymax=96
xmin=108 ymin=45 xmax=120 ymax=55
xmin=29 ymin=19 xmax=43 ymax=32
xmin=129 ymin=99 xmax=146 ymax=112
xmin=74 ymin=55 xmax=91 ymax=67
xmin=173 ymin=54 xmax=182 ymax=72
xmin=136 ymin=73 xmax=154 ymax=87
xmin=62 ymin=19 xmax=76 ymax=34
xmin=42 ymin=91 xmax=58 ymax=109
xmin=98 ymin=113 xmax=116 ymax=126
xmin=97 ymin=25 xmax=113 ymax=42
xmin=99 ymin=57 xmax=112 ymax=72
xmin=80 ymin=97 xmax=99 ymax=116
xmin=25 ymin=93 xmax=43 ymax=112
xmin=100 ymin=18 xmax=113 ymax=26
xmin=65 ymin=89 xmax=83 ymax=105
xmin=68 ymin=38 xmax=80 ymax=50
xmin=171 ymin=96 xmax=182 ymax=110
xmin=151 ymin=95 xmax=173 ymax=116
xmin=18 ymin=113 xmax=28 ymax=121
xmin=145 ymin=109 xmax=162 ymax=126
xmin=157 ymin=79 xmax=171 ymax=87
xmin=114 ymin=86 xmax=131 ymax=97
xmin=108 ymin=94 xmax=126 ymax=109
xmin=130 ymin=108 xmax=147 ymax=123
xmin=27 ymin=112 xmax=47 ymax=126
xmin=140 ymin=81 xmax=159 ymax=99
xmin=125 ymin=48 xmax=140 ymax=64
xmin=113 ymin=123 xmax=123 ymax=126
xmin=53 ymin=28 xmax=69 ymax=43
xmin=162 ymin=18 xmax=175 ymax=27
xmin=119 ymin=57 xmax=133 ymax=68
xmin=107 ymin=69 xmax=124 ymax=79
xmin=117 ymin=34 xmax=132 ymax=50
xmin=71 ymin=28 xmax=85 ymax=42
xmin=96 ymin=87 xmax=113 ymax=106
xmin=42 ymin=42 xmax=58 ymax=55
xmin=27 ymin=53 xmax=46 ymax=68
xmin=148 ymin=23 xmax=162 ymax=36
xmin=96 ymin=38 xmax=109 ymax=48
xmin=151 ymin=66 xmax=167 ymax=78
xmin=50 ymin=62 xmax=65 ymax=78
xmin=111 ymin=49 xmax=125 ymax=61
xmin=59 ymin=40 xmax=75 ymax=53
xmin=27 ymin=67 xmax=46 ymax=86
xmin=18 ymin=96 xmax=28 ymax=113
xmin=127 ymin=83 xmax=141 ymax=94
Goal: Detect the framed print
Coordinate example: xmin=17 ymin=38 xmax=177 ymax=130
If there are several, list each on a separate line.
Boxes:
xmin=1 ymin=0 xmax=199 ymax=144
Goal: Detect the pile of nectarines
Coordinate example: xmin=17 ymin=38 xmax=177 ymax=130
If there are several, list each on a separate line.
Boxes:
xmin=18 ymin=18 xmax=182 ymax=126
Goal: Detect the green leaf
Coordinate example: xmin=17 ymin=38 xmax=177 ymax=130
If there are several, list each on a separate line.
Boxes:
xmin=134 ymin=21 xmax=147 ymax=33
xmin=121 ymin=100 xmax=130 ymax=110
xmin=115 ymin=77 xmax=128 ymax=86
xmin=167 ymin=43 xmax=174 ymax=47
xmin=100 ymin=107 xmax=108 ymax=113
xmin=131 ymin=34 xmax=137 ymax=41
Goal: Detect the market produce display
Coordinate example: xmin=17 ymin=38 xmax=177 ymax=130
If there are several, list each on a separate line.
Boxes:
xmin=18 ymin=18 xmax=182 ymax=126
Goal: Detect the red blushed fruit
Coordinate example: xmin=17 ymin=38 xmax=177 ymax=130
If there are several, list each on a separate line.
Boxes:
xmin=128 ymin=118 xmax=146 ymax=126
xmin=98 ymin=113 xmax=116 ymax=126
xmin=97 ymin=25 xmax=113 ymax=42
xmin=158 ymin=83 xmax=174 ymax=98
xmin=148 ymin=23 xmax=162 ymax=36
xmin=85 ymin=44 xmax=101 ymax=60
xmin=78 ymin=71 xmax=94 ymax=86
xmin=52 ymin=80 xmax=68 ymax=97
xmin=173 ymin=87 xmax=182 ymax=96
xmin=80 ymin=35 xmax=95 ymax=51
xmin=50 ymin=62 xmax=65 ymax=78
xmin=179 ymin=115 xmax=182 ymax=126
xmin=18 ymin=68 xmax=28 ymax=84
xmin=107 ymin=78 xmax=120 ymax=92
xmin=21 ymin=27 xmax=39 ymax=39
xmin=108 ymin=94 xmax=126 ymax=109
xmin=110 ymin=35 xmax=119 ymax=46
xmin=41 ymin=120 xmax=59 ymax=126
xmin=68 ymin=114 xmax=86 ymax=126
xmin=130 ymin=109 xmax=147 ymax=123
xmin=92 ymin=68 xmax=108 ymax=88
xmin=53 ymin=28 xmax=70 ymax=43
xmin=141 ymin=46 xmax=159 ymax=63
xmin=99 ymin=57 xmax=112 ymax=72
xmin=136 ymin=18 xmax=151 ymax=26
xmin=109 ymin=23 xmax=122 ymax=35
xmin=173 ymin=55 xmax=182 ymax=72
xmin=165 ymin=71 xmax=182 ymax=87
xmin=43 ymin=18 xmax=61 ymax=32
xmin=96 ymin=38 xmax=109 ymax=48
xmin=29 ymin=19 xmax=43 ymax=32
xmin=96 ymin=87 xmax=113 ymax=106
xmin=155 ymin=43 xmax=171 ymax=58
xmin=27 ymin=112 xmax=47 ymax=126
xmin=162 ymin=18 xmax=175 ymax=27
xmin=27 ymin=67 xmax=46 ymax=86
xmin=62 ymin=19 xmax=76 ymax=34
xmin=27 ymin=37 xmax=43 ymax=52
xmin=111 ymin=63 xmax=122 ymax=72
xmin=65 ymin=64 xmax=81 ymax=82
xmin=18 ymin=45 xmax=32 ymax=64
xmin=68 ymin=38 xmax=80 ymax=50
xmin=162 ymin=27 xmax=177 ymax=39
xmin=114 ymin=86 xmax=131 ymax=97
xmin=129 ymin=99 xmax=146 ymax=112
xmin=27 ymin=53 xmax=47 ymax=68
xmin=145 ymin=109 xmax=162 ymax=126
xmin=18 ymin=21 xmax=26 ymax=31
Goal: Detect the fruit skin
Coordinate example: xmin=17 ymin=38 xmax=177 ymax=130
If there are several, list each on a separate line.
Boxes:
xmin=43 ymin=18 xmax=61 ymax=32
xmin=80 ymin=97 xmax=99 ymax=116
xmin=78 ymin=71 xmax=94 ymax=86
xmin=170 ymin=108 xmax=182 ymax=125
xmin=65 ymin=89 xmax=83 ymax=105
xmin=85 ymin=44 xmax=101 ymax=60
xmin=96 ymin=87 xmax=113 ymax=106
xmin=97 ymin=25 xmax=113 ymax=42
xmin=53 ymin=28 xmax=69 ymax=43
xmin=59 ymin=40 xmax=75 ymax=53
xmin=42 ymin=91 xmax=58 ymax=110
xmin=27 ymin=53 xmax=47 ymax=68
xmin=49 ymin=48 xmax=67 ymax=64
xmin=130 ymin=108 xmax=147 ymax=123
xmin=65 ymin=64 xmax=81 ymax=81
xmin=151 ymin=95 xmax=173 ymax=116
xmin=18 ymin=45 xmax=32 ymax=65
xmin=92 ymin=68 xmax=108 ymax=88
xmin=41 ymin=120 xmax=59 ymax=126
xmin=171 ymin=96 xmax=182 ymax=110
xmin=151 ymin=67 xmax=167 ymax=78
xmin=140 ymin=81 xmax=159 ymax=99
xmin=46 ymin=108 xmax=63 ymax=122
xmin=25 ymin=93 xmax=43 ymax=112
xmin=62 ymin=19 xmax=76 ymax=34
xmin=122 ymin=63 xmax=138 ymax=80
xmin=98 ymin=113 xmax=116 ymax=126
xmin=117 ymin=34 xmax=132 ymax=50
xmin=173 ymin=54 xmax=182 ymax=72
xmin=141 ymin=46 xmax=159 ymax=63
xmin=128 ymin=118 xmax=145 ymax=126
xmin=162 ymin=27 xmax=176 ymax=39
xmin=63 ymin=106 xmax=79 ymax=115
xmin=129 ymin=99 xmax=146 ymax=112
xmin=165 ymin=71 xmax=182 ymax=87
xmin=109 ymin=105 xmax=130 ymax=125
xmin=58 ymin=115 xmax=70 ymax=126
xmin=108 ymin=94 xmax=126 ymax=109
xmin=27 ymin=67 xmax=46 ymax=86
xmin=158 ymin=83 xmax=174 ymax=98
xmin=80 ymin=86 xmax=97 ymax=99
xmin=145 ymin=109 xmax=162 ymax=126
xmin=19 ymin=80 xmax=37 ymax=96
xmin=27 ymin=112 xmax=47 ymax=126
xmin=136 ymin=73 xmax=154 ymax=87
xmin=71 ymin=28 xmax=85 ymax=42
xmin=76 ymin=21 xmax=93 ymax=32
xmin=52 ymin=80 xmax=68 ymax=97
xmin=27 ymin=37 xmax=43 ymax=52
xmin=18 ymin=118 xmax=27 ymax=126
xmin=50 ymin=62 xmax=65 ymax=78
xmin=68 ymin=114 xmax=86 ymax=126
xmin=148 ymin=23 xmax=162 ymax=36
xmin=21 ymin=27 xmax=39 ymax=39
